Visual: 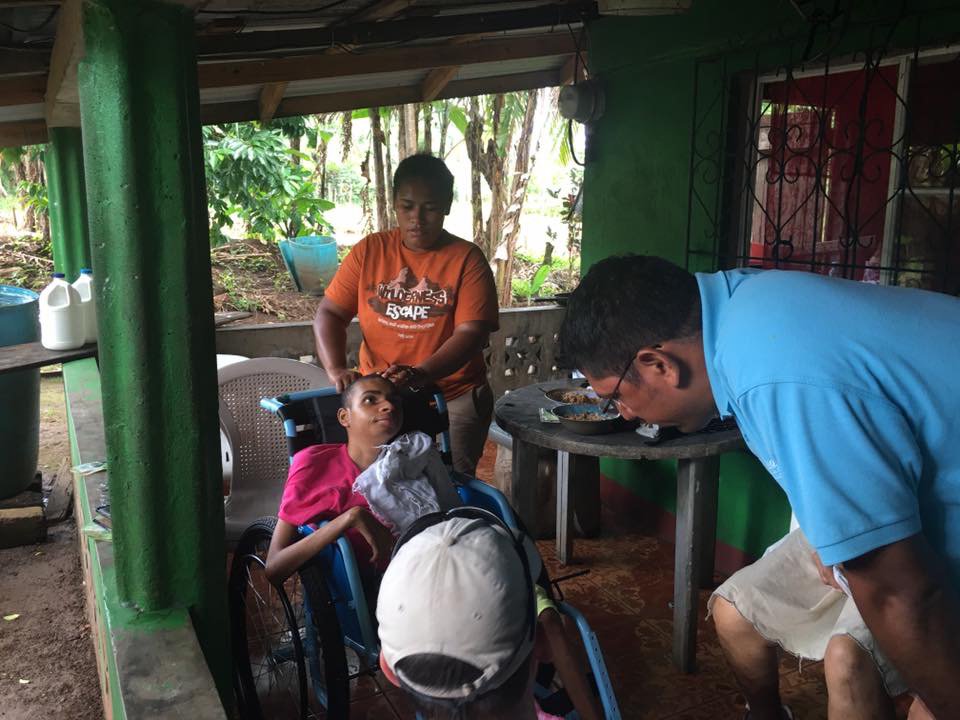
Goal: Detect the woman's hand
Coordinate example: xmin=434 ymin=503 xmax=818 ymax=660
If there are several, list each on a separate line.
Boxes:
xmin=346 ymin=507 xmax=396 ymax=565
xmin=381 ymin=364 xmax=428 ymax=390
xmin=330 ymin=368 xmax=363 ymax=392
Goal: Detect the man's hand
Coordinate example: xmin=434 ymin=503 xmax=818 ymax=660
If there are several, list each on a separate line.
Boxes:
xmin=811 ymin=551 xmax=844 ymax=592
xmin=346 ymin=507 xmax=396 ymax=565
xmin=330 ymin=368 xmax=362 ymax=393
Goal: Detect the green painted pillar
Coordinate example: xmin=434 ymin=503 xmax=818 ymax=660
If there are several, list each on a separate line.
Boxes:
xmin=46 ymin=127 xmax=91 ymax=278
xmin=76 ymin=0 xmax=230 ymax=706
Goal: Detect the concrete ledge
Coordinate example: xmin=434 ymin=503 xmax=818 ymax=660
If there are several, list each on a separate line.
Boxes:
xmin=64 ymin=359 xmax=227 ymax=720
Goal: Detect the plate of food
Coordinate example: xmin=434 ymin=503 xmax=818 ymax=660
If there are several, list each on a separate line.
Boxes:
xmin=552 ymin=403 xmax=622 ymax=435
xmin=543 ymin=387 xmax=601 ymax=405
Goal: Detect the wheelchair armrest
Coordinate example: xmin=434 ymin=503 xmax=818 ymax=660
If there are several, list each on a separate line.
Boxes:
xmin=298 ymin=522 xmax=380 ymax=660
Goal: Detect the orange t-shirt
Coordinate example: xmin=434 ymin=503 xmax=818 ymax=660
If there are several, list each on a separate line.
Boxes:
xmin=324 ymin=229 xmax=499 ymax=401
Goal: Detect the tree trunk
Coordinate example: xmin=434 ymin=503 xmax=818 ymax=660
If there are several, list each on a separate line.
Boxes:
xmin=438 ymin=100 xmax=450 ymax=158
xmin=10 ymin=158 xmax=26 ymax=230
xmin=22 ymin=157 xmax=38 ymax=232
xmin=341 ymin=111 xmax=353 ymax=161
xmin=369 ymin=107 xmax=389 ymax=232
xmin=289 ymin=135 xmax=302 ymax=165
xmin=482 ymin=95 xmax=507 ymax=267
xmin=465 ymin=97 xmax=484 ymax=251
xmin=499 ymin=90 xmax=541 ymax=307
xmin=401 ymin=104 xmax=419 ymax=157
xmin=397 ymin=106 xmax=408 ymax=160
xmin=421 ymin=103 xmax=432 ymax=154
xmin=383 ymin=109 xmax=396 ymax=227
xmin=360 ymin=152 xmax=373 ymax=236
xmin=315 ymin=129 xmax=329 ymax=199
xmin=37 ymin=158 xmax=49 ymax=242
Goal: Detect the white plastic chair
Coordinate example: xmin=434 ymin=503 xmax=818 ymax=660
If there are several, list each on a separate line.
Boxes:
xmin=219 ymin=357 xmax=331 ymax=546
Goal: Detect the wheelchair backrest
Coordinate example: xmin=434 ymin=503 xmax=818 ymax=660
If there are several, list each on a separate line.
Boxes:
xmin=264 ymin=384 xmax=452 ymax=465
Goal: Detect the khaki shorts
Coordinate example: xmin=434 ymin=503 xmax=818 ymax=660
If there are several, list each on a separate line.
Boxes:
xmin=708 ymin=528 xmax=906 ymax=696
xmin=445 ymin=382 xmax=494 ymax=476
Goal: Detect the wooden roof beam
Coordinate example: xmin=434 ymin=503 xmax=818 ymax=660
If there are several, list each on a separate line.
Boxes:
xmin=197 ymin=33 xmax=576 ymax=89
xmin=0 ymin=119 xmax=48 ymax=147
xmin=0 ymin=73 xmax=47 ymax=107
xmin=196 ymin=2 xmax=597 ymax=57
xmin=421 ymin=66 xmax=459 ymax=102
xmin=258 ymin=81 xmax=288 ymax=124
xmin=43 ymin=0 xmax=81 ymax=127
xmin=349 ymin=0 xmax=413 ymax=23
xmin=201 ymin=67 xmax=564 ymax=126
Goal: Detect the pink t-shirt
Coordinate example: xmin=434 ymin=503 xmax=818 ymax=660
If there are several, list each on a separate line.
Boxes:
xmin=278 ymin=443 xmax=384 ymax=569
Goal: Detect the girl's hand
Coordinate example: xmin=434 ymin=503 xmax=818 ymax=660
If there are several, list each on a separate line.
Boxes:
xmin=347 ymin=507 xmax=396 ymax=565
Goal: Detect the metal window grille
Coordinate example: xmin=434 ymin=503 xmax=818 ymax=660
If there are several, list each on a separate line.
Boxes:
xmin=685 ymin=7 xmax=960 ymax=296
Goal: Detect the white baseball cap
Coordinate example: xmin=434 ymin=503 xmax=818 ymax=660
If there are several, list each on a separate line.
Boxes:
xmin=376 ymin=514 xmax=540 ymax=700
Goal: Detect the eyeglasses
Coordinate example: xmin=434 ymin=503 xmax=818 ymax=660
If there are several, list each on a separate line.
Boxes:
xmin=600 ymin=344 xmax=661 ymax=414
xmin=601 ymin=355 xmax=635 ymax=414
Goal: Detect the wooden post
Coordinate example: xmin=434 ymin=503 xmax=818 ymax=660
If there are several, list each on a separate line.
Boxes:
xmin=672 ymin=456 xmax=721 ymax=673
xmin=556 ymin=450 xmax=574 ymax=564
xmin=509 ymin=437 xmax=539 ymax=536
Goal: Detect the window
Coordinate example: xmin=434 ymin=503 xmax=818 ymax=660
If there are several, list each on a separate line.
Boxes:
xmin=687 ymin=37 xmax=960 ymax=297
xmin=743 ymin=53 xmax=960 ymax=293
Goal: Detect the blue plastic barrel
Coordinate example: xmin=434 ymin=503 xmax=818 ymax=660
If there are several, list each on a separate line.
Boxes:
xmin=0 ymin=286 xmax=40 ymax=499
xmin=278 ymin=235 xmax=339 ymax=295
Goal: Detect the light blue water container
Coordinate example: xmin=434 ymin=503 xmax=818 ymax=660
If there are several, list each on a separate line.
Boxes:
xmin=0 ymin=285 xmax=40 ymax=499
xmin=279 ymin=235 xmax=339 ymax=296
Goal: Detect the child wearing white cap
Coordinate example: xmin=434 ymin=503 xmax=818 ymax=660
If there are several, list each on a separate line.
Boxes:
xmin=377 ymin=510 xmax=603 ymax=720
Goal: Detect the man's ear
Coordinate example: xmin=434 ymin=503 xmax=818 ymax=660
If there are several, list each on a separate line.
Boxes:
xmin=337 ymin=407 xmax=350 ymax=428
xmin=634 ymin=347 xmax=681 ymax=387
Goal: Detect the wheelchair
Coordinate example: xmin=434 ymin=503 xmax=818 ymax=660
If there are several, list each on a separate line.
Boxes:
xmin=228 ymin=385 xmax=622 ymax=720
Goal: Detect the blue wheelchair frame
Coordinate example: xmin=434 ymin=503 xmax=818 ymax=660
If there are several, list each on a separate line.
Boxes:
xmin=260 ymin=386 xmax=621 ymax=720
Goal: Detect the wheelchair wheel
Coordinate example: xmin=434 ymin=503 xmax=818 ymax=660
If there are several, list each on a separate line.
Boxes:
xmin=229 ymin=517 xmax=309 ymax=719
xmin=229 ymin=517 xmax=350 ymax=720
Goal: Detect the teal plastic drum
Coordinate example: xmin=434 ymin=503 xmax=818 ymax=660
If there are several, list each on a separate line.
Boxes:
xmin=0 ymin=285 xmax=40 ymax=499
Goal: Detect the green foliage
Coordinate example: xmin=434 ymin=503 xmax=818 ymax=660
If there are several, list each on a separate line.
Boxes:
xmin=18 ymin=176 xmax=48 ymax=216
xmin=0 ymin=146 xmax=23 ymax=195
xmin=447 ymin=104 xmax=468 ymax=136
xmin=203 ymin=122 xmax=334 ymax=246
xmin=511 ymin=262 xmax=553 ymax=300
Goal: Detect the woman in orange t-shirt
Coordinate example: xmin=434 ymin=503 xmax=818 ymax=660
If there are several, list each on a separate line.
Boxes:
xmin=314 ymin=154 xmax=500 ymax=475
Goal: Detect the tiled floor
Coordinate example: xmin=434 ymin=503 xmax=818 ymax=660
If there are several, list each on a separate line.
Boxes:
xmin=324 ymin=441 xmax=914 ymax=719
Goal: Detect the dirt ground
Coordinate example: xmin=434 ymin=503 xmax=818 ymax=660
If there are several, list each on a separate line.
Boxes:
xmin=0 ymin=375 xmax=103 ymax=720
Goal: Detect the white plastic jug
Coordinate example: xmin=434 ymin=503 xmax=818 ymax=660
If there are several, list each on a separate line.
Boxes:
xmin=72 ymin=268 xmax=97 ymax=344
xmin=38 ymin=273 xmax=84 ymax=350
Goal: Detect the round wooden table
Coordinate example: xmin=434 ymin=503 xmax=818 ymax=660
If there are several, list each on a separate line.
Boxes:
xmin=495 ymin=379 xmax=746 ymax=673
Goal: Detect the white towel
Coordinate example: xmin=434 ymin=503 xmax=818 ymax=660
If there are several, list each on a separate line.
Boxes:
xmin=352 ymin=432 xmax=462 ymax=535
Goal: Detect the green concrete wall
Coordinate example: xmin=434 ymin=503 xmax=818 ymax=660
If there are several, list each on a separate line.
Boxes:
xmin=581 ymin=0 xmax=960 ymax=559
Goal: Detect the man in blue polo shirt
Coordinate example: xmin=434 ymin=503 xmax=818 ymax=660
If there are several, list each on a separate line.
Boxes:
xmin=559 ymin=255 xmax=959 ymax=719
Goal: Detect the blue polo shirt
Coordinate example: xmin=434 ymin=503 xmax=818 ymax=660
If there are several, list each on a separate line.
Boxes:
xmin=697 ymin=269 xmax=960 ymax=585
